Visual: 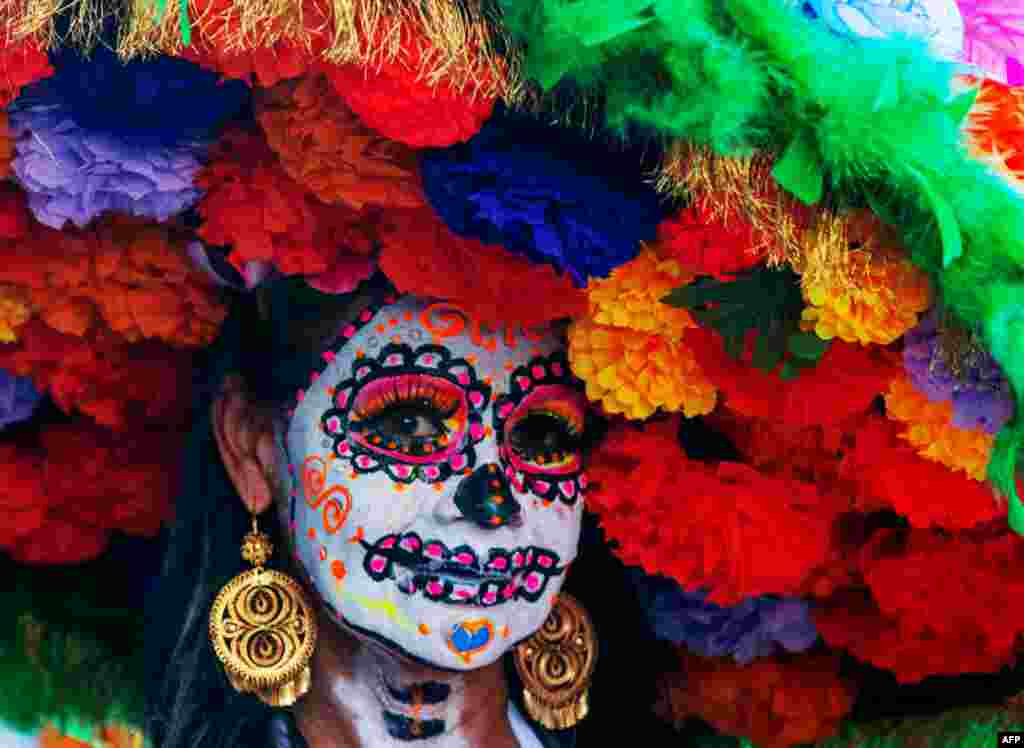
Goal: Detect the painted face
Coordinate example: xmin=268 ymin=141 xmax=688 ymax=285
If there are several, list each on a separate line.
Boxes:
xmin=275 ymin=296 xmax=588 ymax=670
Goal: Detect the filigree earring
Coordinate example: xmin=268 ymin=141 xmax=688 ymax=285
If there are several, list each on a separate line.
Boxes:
xmin=513 ymin=593 xmax=598 ymax=730
xmin=209 ymin=511 xmax=318 ymax=707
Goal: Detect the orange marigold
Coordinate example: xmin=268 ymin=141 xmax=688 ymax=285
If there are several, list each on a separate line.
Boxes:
xmin=884 ymin=374 xmax=994 ymax=481
xmin=568 ymin=247 xmax=715 ymax=419
xmin=0 ymin=214 xmax=226 ymax=347
xmin=961 ymin=76 xmax=1024 ymax=187
xmin=568 ymin=319 xmax=716 ymax=419
xmin=800 ymin=227 xmax=932 ymax=346
xmin=0 ymin=284 xmax=31 ymax=343
xmin=256 ymin=74 xmax=426 ymax=211
xmin=656 ymin=652 xmax=855 ymax=748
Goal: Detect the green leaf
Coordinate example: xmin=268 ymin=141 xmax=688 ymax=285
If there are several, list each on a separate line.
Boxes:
xmin=909 ymin=167 xmax=962 ymax=267
xmin=772 ymin=131 xmax=824 ymax=205
xmin=787 ymin=332 xmax=830 ymax=360
xmin=947 ymin=88 xmax=979 ymax=127
xmin=779 ymin=361 xmax=801 ymax=380
xmin=751 ymin=335 xmax=783 ymax=371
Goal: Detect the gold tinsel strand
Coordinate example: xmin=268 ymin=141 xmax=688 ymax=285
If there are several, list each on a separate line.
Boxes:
xmin=4 ymin=0 xmax=115 ymax=50
xmin=119 ymin=0 xmax=515 ymax=101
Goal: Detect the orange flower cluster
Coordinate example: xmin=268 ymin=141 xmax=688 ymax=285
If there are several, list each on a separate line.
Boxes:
xmin=884 ymin=375 xmax=994 ymax=481
xmin=0 ymin=320 xmax=194 ymax=431
xmin=585 ymin=419 xmax=847 ymax=605
xmin=0 ymin=207 xmax=226 ymax=347
xmin=568 ymin=248 xmax=717 ymax=419
xmin=686 ymin=326 xmax=899 ymax=428
xmin=0 ymin=36 xmax=54 ymax=108
xmin=40 ymin=723 xmax=141 ymax=748
xmin=800 ymin=242 xmax=932 ymax=346
xmin=815 ymin=529 xmax=1024 ymax=683
xmin=961 ymin=77 xmax=1024 ymax=187
xmin=195 ymin=128 xmax=377 ymax=278
xmin=318 ymin=20 xmax=497 ymax=148
xmin=656 ymin=652 xmax=855 ymax=748
xmin=0 ymin=420 xmax=177 ymax=564
xmin=377 ymin=207 xmax=587 ymax=329
xmin=256 ymin=74 xmax=426 ymax=211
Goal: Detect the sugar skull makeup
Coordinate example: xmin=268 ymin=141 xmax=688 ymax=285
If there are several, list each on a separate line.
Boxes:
xmin=275 ymin=296 xmax=587 ymax=670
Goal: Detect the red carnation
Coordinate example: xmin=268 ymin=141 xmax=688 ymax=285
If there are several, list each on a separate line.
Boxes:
xmin=586 ymin=419 xmax=848 ymax=605
xmin=0 ymin=37 xmax=54 ymax=108
xmin=686 ymin=327 xmax=899 ymax=428
xmin=0 ymin=321 xmax=194 ymax=431
xmin=657 ymin=202 xmax=769 ymax=279
xmin=841 ymin=415 xmax=1004 ymax=529
xmin=815 ymin=528 xmax=1024 ymax=682
xmin=656 ymin=651 xmax=855 ymax=748
xmin=378 ymin=208 xmax=587 ymax=329
xmin=0 ymin=421 xmax=177 ymax=564
xmin=318 ymin=20 xmax=497 ymax=148
xmin=195 ymin=129 xmax=376 ymax=278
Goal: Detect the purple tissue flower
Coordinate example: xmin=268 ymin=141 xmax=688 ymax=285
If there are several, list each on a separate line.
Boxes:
xmin=9 ymin=100 xmax=205 ymax=229
xmin=0 ymin=369 xmax=41 ymax=429
xmin=629 ymin=569 xmax=818 ymax=664
xmin=903 ymin=309 xmax=1014 ymax=434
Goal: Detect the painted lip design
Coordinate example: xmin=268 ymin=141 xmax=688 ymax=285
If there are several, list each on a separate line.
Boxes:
xmin=361 ymin=533 xmax=564 ymax=608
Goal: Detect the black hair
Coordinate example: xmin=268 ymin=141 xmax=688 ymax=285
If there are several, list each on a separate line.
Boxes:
xmin=144 ymin=275 xmax=391 ymax=748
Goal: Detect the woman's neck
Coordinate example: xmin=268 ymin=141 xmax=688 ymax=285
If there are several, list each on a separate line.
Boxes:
xmin=291 ymin=611 xmax=521 ymax=748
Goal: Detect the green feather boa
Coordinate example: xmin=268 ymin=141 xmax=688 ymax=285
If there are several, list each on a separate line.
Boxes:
xmin=500 ymin=0 xmax=1024 ymax=527
xmin=0 ymin=554 xmax=145 ymax=741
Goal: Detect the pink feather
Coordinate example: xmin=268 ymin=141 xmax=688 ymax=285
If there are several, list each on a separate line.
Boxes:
xmin=957 ymin=0 xmax=1024 ymax=84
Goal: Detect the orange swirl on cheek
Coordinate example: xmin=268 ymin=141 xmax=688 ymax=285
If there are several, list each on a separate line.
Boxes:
xmin=322 ymin=485 xmax=352 ymax=534
xmin=420 ymin=303 xmax=468 ymax=340
xmin=303 ymin=456 xmax=328 ymax=508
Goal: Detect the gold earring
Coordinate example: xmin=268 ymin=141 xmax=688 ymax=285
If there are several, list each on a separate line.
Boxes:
xmin=209 ymin=512 xmax=318 ymax=707
xmin=513 ymin=593 xmax=598 ymax=730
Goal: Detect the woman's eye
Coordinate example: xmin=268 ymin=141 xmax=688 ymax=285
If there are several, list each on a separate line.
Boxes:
xmin=377 ymin=405 xmax=443 ymax=438
xmin=509 ymin=413 xmax=580 ymax=465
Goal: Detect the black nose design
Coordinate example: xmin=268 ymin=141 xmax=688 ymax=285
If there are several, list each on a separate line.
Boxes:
xmin=453 ymin=463 xmax=521 ymax=529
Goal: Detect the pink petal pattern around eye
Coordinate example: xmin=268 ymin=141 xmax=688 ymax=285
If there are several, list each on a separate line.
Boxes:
xmin=958 ymin=0 xmax=1024 ymax=84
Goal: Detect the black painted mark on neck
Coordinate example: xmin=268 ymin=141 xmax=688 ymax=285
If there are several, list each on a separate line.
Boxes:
xmin=385 ymin=681 xmax=452 ymax=705
xmin=383 ymin=711 xmax=445 ymax=741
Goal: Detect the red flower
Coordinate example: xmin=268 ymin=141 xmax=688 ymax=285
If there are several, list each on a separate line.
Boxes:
xmin=0 ymin=37 xmax=54 ymax=108
xmin=841 ymin=415 xmax=1004 ymax=529
xmin=0 ymin=321 xmax=194 ymax=431
xmin=656 ymin=652 xmax=855 ymax=748
xmin=378 ymin=208 xmax=587 ymax=329
xmin=657 ymin=202 xmax=769 ymax=279
xmin=815 ymin=528 xmax=1024 ymax=682
xmin=318 ymin=21 xmax=497 ymax=148
xmin=586 ymin=419 xmax=847 ymax=604
xmin=0 ymin=422 xmax=176 ymax=564
xmin=686 ymin=327 xmax=899 ymax=427
xmin=195 ymin=129 xmax=376 ymax=277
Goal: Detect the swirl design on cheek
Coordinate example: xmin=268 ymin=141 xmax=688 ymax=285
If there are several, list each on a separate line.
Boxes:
xmin=321 ymin=343 xmax=492 ymax=485
xmin=493 ymin=352 xmax=588 ymax=506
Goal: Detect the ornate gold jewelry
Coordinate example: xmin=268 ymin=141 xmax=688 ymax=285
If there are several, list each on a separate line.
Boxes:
xmin=209 ymin=514 xmax=317 ymax=707
xmin=513 ymin=593 xmax=597 ymax=730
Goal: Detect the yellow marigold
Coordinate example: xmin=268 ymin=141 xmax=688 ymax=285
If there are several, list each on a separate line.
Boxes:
xmin=0 ymin=284 xmax=31 ymax=342
xmin=884 ymin=375 xmax=993 ymax=481
xmin=0 ymin=217 xmax=226 ymax=347
xmin=568 ymin=318 xmax=717 ymax=420
xmin=801 ymin=243 xmax=931 ymax=346
xmin=586 ymin=245 xmax=698 ymax=333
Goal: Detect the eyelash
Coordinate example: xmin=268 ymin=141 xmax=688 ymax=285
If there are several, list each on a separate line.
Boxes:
xmin=508 ymin=410 xmax=583 ymax=466
xmin=350 ymin=381 xmax=460 ymax=454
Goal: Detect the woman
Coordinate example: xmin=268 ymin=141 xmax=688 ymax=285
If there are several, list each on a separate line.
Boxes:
xmin=144 ymin=272 xmax=681 ymax=748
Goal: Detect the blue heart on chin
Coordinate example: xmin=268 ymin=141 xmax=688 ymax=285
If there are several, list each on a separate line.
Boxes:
xmin=448 ymin=622 xmax=492 ymax=653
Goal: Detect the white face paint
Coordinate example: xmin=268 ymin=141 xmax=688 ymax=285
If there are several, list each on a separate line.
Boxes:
xmin=275 ymin=295 xmax=587 ymax=670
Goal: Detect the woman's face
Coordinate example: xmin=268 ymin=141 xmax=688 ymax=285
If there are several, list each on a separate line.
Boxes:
xmin=275 ymin=295 xmax=587 ymax=670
